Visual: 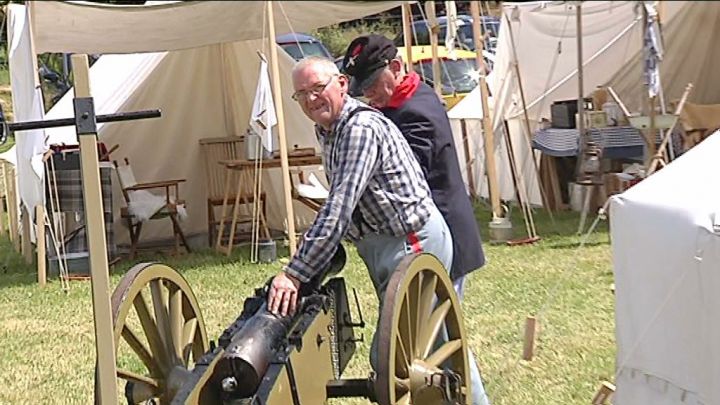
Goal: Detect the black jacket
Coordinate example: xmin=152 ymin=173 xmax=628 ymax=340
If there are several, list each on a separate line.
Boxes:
xmin=381 ymin=82 xmax=485 ymax=279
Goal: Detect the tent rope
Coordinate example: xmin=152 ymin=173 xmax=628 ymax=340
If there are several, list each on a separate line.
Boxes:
xmin=45 ymin=156 xmax=70 ymax=291
xmin=487 ymin=198 xmax=611 ymax=401
xmin=277 ymin=2 xmax=305 ymax=60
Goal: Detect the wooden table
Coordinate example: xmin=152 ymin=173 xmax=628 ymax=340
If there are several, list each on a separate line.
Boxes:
xmin=215 ymin=155 xmax=323 ymax=256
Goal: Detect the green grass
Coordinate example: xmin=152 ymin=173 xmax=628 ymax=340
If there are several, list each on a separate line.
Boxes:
xmin=0 ymin=204 xmax=615 ymax=404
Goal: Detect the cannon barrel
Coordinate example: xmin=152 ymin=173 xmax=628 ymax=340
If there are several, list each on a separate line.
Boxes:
xmin=219 ymin=304 xmax=294 ymax=397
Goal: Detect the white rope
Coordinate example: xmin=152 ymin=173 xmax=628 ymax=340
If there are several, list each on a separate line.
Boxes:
xmin=277 ymin=2 xmax=305 ymax=60
xmin=45 ymin=157 xmax=70 ymax=291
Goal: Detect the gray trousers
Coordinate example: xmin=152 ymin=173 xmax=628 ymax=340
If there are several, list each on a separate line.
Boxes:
xmin=355 ymin=206 xmax=490 ymax=405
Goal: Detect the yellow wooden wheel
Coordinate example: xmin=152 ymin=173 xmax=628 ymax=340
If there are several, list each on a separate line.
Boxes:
xmin=110 ymin=263 xmax=209 ymax=404
xmin=376 ymin=253 xmax=471 ymax=405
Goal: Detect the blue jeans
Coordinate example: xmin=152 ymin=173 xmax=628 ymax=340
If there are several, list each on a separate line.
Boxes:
xmin=355 ymin=206 xmax=490 ymax=405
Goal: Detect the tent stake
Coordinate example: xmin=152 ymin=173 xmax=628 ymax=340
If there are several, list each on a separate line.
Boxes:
xmin=522 ymin=315 xmax=537 ymax=361
xmin=591 ymin=381 xmax=615 ymax=404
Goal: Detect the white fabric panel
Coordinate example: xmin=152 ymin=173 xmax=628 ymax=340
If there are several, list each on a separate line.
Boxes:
xmin=448 ymin=83 xmax=543 ymax=206
xmin=31 ymin=1 xmax=405 ymax=54
xmin=608 ymin=1 xmax=720 ymax=109
xmin=43 ymin=39 xmax=320 ymax=243
xmin=449 ymin=118 xmax=519 ymax=203
xmin=610 ymin=132 xmax=720 ymax=405
xmin=44 ymin=52 xmax=167 ymax=146
xmin=8 ymin=4 xmax=46 ymax=222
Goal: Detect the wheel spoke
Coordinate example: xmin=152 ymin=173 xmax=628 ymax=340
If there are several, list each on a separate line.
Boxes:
xmin=394 ymin=377 xmax=410 ymax=392
xmin=396 ymin=391 xmax=411 ymax=405
xmin=117 ymin=368 xmax=160 ymax=389
xmin=133 ymin=292 xmax=170 ymax=372
xmin=151 ymin=279 xmax=178 ymax=366
xmin=181 ymin=318 xmax=198 ymax=365
xmin=425 ymin=339 xmax=463 ymax=368
xmin=418 ymin=299 xmax=451 ymax=359
xmin=406 ymin=275 xmax=420 ymax=355
xmin=416 ymin=271 xmax=437 ymax=346
xmin=121 ymin=324 xmax=163 ymax=377
xmin=399 ymin=297 xmax=414 ymax=359
xmin=169 ymin=285 xmax=184 ymax=362
xmin=395 ymin=334 xmax=409 ymax=378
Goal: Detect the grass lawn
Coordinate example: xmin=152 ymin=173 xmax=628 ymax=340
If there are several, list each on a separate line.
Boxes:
xmin=0 ymin=205 xmax=615 ymax=404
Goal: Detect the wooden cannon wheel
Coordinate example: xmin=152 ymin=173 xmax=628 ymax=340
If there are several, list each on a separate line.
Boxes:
xmin=108 ymin=263 xmax=209 ymax=404
xmin=376 ymin=254 xmax=471 ymax=405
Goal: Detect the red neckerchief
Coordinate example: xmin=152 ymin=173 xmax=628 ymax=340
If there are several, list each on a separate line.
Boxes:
xmin=387 ymin=71 xmax=420 ymax=109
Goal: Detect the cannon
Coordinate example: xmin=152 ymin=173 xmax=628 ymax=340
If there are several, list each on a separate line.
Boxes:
xmin=108 ymin=247 xmax=472 ymax=405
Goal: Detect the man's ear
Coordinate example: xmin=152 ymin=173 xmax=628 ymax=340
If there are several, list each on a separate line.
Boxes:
xmin=389 ymin=59 xmax=405 ymax=76
xmin=337 ymin=74 xmax=349 ymax=91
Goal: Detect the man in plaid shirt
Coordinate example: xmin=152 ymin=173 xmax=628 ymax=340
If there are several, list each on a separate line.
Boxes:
xmin=267 ymin=56 xmax=453 ymax=368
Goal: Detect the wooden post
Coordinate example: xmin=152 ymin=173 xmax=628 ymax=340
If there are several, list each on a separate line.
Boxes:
xmin=591 ymin=381 xmax=616 ymax=404
xmin=71 ymin=54 xmax=118 ymax=405
xmin=401 ymin=2 xmax=414 ymax=73
xmin=5 ymin=164 xmax=20 ymax=251
xmin=267 ymin=2 xmax=298 ymax=255
xmin=425 ymin=1 xmax=442 ymax=98
xmin=576 ymin=3 xmax=586 ymax=163
xmin=36 ymin=204 xmax=46 ymax=286
xmin=0 ymin=163 xmax=5 ymax=236
xmin=21 ymin=206 xmax=32 ymax=264
xmin=470 ymin=1 xmax=502 ymax=219
xmin=503 ymin=13 xmax=552 ymax=226
xmin=459 ymin=119 xmax=476 ymax=198
xmin=523 ymin=316 xmax=538 ymax=361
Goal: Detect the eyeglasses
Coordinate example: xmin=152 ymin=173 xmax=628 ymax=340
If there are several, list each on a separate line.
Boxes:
xmin=292 ymin=75 xmax=336 ymax=102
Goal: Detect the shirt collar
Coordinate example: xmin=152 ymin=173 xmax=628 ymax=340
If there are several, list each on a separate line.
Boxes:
xmin=316 ymin=96 xmax=365 ymax=140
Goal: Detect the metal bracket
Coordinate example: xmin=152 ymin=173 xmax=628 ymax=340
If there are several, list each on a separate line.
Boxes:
xmin=73 ymin=97 xmax=97 ymax=135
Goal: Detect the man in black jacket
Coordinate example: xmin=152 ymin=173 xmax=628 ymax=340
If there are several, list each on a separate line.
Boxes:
xmin=341 ymin=34 xmax=490 ymax=405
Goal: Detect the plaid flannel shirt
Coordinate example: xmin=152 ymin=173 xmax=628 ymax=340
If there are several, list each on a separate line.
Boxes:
xmin=284 ymin=97 xmax=434 ymax=283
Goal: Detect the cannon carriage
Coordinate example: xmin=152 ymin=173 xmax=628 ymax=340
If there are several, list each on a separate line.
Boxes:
xmin=110 ymin=248 xmax=473 ymax=405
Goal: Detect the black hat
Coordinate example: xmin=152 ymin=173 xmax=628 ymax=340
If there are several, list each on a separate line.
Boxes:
xmin=341 ymin=35 xmax=397 ymax=96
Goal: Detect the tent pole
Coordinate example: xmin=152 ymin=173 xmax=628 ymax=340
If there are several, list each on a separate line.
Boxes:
xmin=470 ymin=0 xmax=502 ymax=219
xmin=401 ymin=2 xmax=414 ymax=73
xmin=504 ymin=12 xmax=554 ymax=225
xmin=424 ymin=1 xmax=442 ymax=98
xmin=575 ymin=2 xmax=593 ymax=236
xmin=459 ymin=119 xmax=477 ymax=198
xmin=71 ymin=53 xmax=118 ymax=405
xmin=266 ymin=1 xmax=297 ymax=255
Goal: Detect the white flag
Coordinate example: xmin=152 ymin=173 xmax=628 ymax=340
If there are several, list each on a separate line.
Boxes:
xmin=444 ymin=1 xmax=459 ymax=60
xmin=250 ymin=60 xmax=277 ymax=151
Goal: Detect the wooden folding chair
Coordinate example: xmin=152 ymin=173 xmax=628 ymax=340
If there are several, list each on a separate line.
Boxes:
xmin=113 ymin=158 xmax=191 ymax=259
xmin=199 ymin=136 xmax=268 ymax=248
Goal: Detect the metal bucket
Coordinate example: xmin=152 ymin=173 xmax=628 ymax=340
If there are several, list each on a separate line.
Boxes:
xmin=488 ymin=217 xmax=513 ymax=244
xmin=257 ymin=239 xmax=277 ymax=263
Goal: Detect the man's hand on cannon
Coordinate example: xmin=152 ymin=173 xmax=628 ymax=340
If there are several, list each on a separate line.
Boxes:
xmin=268 ymin=272 xmax=301 ymax=317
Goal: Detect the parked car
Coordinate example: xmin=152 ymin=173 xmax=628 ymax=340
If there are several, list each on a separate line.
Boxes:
xmin=393 ymin=15 xmax=500 ymax=54
xmin=276 ymin=32 xmax=333 ymax=61
xmin=398 ymin=45 xmax=494 ymax=110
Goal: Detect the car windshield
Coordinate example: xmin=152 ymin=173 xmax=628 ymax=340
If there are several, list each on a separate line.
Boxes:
xmin=280 ymin=42 xmax=330 ymax=61
xmin=414 ymin=57 xmax=478 ymax=94
xmin=398 ymin=19 xmax=500 ymax=52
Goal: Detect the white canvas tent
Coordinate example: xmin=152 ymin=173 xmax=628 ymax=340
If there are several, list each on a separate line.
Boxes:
xmin=448 ymin=1 xmax=720 ymax=209
xmin=8 ymin=1 xmax=405 ymax=244
xmin=610 ymin=131 xmax=720 ymax=404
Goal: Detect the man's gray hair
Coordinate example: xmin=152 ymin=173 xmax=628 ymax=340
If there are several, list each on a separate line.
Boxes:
xmin=292 ymin=56 xmax=340 ymax=79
